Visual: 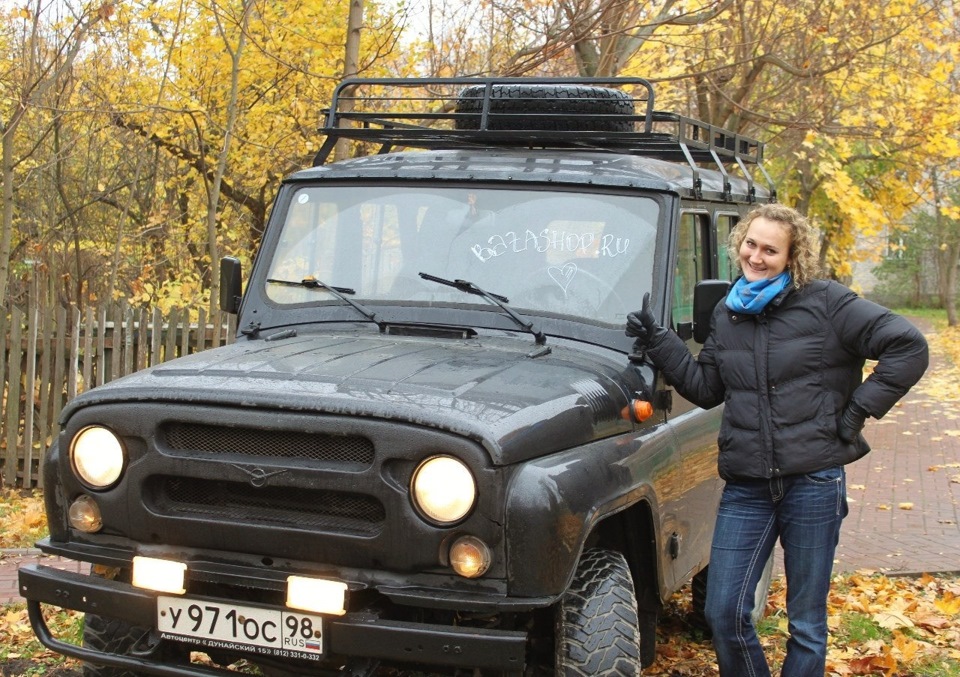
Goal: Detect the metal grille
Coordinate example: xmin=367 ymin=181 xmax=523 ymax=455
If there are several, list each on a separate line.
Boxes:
xmin=161 ymin=422 xmax=375 ymax=466
xmin=149 ymin=476 xmax=385 ymax=536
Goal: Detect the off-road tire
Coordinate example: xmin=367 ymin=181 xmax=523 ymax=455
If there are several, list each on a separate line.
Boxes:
xmin=82 ymin=613 xmax=184 ymax=677
xmin=455 ymin=84 xmax=635 ymax=132
xmin=555 ymin=548 xmax=642 ymax=676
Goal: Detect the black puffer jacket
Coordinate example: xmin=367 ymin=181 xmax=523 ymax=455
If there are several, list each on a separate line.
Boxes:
xmin=647 ymin=280 xmax=929 ymax=481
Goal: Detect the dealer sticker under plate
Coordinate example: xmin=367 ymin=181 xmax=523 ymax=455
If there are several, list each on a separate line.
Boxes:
xmin=157 ymin=595 xmax=325 ymax=661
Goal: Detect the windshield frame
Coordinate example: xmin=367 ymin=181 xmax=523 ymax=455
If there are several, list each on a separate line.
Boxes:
xmin=242 ymin=180 xmax=674 ymax=351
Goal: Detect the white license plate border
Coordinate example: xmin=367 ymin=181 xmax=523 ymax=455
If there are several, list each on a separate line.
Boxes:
xmin=156 ymin=594 xmax=326 ymax=662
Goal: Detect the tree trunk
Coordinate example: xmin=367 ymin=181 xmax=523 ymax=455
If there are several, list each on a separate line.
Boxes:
xmin=334 ymin=0 xmax=364 ymax=162
xmin=0 ymin=128 xmax=15 ymax=308
xmin=207 ymin=0 xmax=253 ymax=316
xmin=930 ymin=169 xmax=958 ymax=326
xmin=0 ymin=3 xmax=103 ymax=307
xmin=945 ymin=243 xmax=958 ymax=326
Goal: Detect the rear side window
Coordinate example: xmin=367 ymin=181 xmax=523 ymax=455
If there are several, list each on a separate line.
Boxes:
xmin=716 ymin=213 xmax=739 ymax=281
xmin=672 ymin=212 xmax=708 ymax=328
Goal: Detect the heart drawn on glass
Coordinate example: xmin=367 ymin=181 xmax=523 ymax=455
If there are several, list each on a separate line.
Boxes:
xmin=548 ymin=262 xmax=578 ymax=294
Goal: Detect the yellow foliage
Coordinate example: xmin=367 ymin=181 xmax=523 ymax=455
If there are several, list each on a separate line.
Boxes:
xmin=52 ymin=0 xmax=409 ymax=306
xmin=0 ymin=489 xmax=48 ymax=549
xmin=3 ymin=0 xmax=957 ymax=310
xmin=935 ymin=592 xmax=960 ymax=616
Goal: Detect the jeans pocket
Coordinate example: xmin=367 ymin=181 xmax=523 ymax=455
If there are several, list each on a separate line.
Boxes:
xmin=805 ymin=466 xmax=843 ymax=484
xmin=803 ymin=466 xmax=845 ymax=515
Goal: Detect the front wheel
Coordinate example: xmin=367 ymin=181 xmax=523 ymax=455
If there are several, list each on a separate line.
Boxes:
xmin=83 ymin=613 xmax=181 ymax=677
xmin=82 ymin=570 xmax=189 ymax=677
xmin=555 ymin=548 xmax=642 ymax=676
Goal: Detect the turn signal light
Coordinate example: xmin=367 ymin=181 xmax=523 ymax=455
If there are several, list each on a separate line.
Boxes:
xmin=68 ymin=495 xmax=103 ymax=533
xmin=621 ymin=399 xmax=654 ymax=423
xmin=449 ymin=536 xmax=492 ymax=578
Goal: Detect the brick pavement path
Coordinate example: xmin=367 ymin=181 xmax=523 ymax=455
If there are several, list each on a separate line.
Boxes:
xmin=832 ymin=317 xmax=960 ymax=576
xmin=0 ymin=550 xmax=88 ymax=605
xmin=1 ymin=319 xmax=957 ymax=607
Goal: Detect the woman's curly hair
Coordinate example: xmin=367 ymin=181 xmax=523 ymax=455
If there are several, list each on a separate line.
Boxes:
xmin=728 ymin=203 xmax=821 ymax=289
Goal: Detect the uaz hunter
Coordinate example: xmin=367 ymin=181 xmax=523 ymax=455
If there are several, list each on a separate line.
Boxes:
xmin=21 ymin=77 xmax=774 ymax=676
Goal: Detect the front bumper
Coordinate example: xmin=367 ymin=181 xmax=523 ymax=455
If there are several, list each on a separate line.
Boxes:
xmin=19 ymin=564 xmax=527 ymax=675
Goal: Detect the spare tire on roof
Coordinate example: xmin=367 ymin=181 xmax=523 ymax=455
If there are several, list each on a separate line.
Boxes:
xmin=455 ymin=84 xmax=636 ymax=133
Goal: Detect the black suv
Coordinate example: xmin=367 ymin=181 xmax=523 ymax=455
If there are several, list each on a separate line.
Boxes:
xmin=21 ymin=77 xmax=773 ymax=676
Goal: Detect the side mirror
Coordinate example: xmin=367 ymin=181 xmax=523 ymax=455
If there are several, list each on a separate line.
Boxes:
xmin=693 ymin=279 xmax=730 ymax=344
xmin=219 ymin=256 xmax=243 ymax=314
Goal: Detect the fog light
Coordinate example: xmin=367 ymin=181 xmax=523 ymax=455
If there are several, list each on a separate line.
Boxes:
xmin=68 ymin=495 xmax=102 ymax=533
xmin=286 ymin=576 xmax=347 ymax=616
xmin=449 ymin=535 xmax=491 ymax=578
xmin=132 ymin=556 xmax=186 ymax=595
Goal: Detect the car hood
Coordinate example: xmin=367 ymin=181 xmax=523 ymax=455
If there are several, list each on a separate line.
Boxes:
xmin=62 ymin=331 xmax=639 ymax=465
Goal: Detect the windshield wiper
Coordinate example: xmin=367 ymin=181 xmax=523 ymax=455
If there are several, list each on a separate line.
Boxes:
xmin=267 ymin=278 xmax=384 ymax=331
xmin=419 ymin=272 xmax=546 ymax=346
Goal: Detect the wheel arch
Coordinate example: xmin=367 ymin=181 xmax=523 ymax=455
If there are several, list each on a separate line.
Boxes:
xmin=592 ymin=502 xmax=663 ymax=667
xmin=592 ymin=499 xmax=662 ymax=612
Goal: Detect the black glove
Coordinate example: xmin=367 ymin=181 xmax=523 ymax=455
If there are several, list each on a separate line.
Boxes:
xmin=625 ymin=292 xmax=662 ymax=346
xmin=838 ymin=401 xmax=869 ymax=443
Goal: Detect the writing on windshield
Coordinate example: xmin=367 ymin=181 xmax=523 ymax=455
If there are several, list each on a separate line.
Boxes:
xmin=470 ymin=228 xmax=630 ymax=263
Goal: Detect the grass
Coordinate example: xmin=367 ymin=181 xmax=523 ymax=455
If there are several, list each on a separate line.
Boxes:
xmin=891 ymin=307 xmax=949 ymax=322
xmin=0 ymin=604 xmax=83 ymax=673
xmin=913 ymin=657 xmax=960 ymax=677
xmin=833 ymin=612 xmax=890 ymax=644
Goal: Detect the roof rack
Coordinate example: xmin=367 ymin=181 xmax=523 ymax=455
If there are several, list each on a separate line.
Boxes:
xmin=312 ymin=77 xmax=775 ymax=200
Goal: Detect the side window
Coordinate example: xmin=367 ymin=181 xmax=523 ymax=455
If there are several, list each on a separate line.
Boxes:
xmin=716 ymin=213 xmax=739 ymax=281
xmin=673 ymin=212 xmax=708 ymax=328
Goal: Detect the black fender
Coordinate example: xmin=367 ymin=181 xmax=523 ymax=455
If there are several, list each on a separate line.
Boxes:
xmin=503 ymin=426 xmax=673 ymax=598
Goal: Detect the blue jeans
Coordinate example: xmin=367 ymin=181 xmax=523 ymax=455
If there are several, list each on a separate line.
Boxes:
xmin=704 ymin=467 xmax=847 ymax=677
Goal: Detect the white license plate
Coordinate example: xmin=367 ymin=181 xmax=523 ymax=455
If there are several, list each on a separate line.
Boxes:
xmin=157 ymin=595 xmax=325 ymax=661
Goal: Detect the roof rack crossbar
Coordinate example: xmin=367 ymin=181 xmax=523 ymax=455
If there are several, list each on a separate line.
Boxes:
xmin=755 ymin=160 xmax=779 ymax=202
xmin=709 ymin=149 xmax=732 ymax=201
xmin=734 ymin=155 xmax=757 ymax=203
xmin=679 ymin=143 xmax=702 ymax=199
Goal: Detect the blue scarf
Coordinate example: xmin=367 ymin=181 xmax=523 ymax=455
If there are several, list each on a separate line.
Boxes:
xmin=725 ymin=272 xmax=792 ymax=314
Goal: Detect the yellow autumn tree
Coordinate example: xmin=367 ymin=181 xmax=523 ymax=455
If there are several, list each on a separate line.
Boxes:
xmin=613 ymin=0 xmax=957 ymax=282
xmin=0 ymin=1 xmax=112 ymax=307
xmin=53 ymin=0 xmax=409 ymax=311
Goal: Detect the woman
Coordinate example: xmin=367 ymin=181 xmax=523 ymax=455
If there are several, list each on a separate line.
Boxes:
xmin=626 ymin=204 xmax=928 ymax=676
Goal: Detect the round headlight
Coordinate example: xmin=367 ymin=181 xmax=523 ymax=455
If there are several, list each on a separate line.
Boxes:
xmin=70 ymin=426 xmax=125 ymax=489
xmin=411 ymin=456 xmax=476 ymax=524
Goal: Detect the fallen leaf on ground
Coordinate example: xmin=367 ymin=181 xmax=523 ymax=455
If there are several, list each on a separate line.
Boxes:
xmin=874 ymin=610 xmax=914 ymax=630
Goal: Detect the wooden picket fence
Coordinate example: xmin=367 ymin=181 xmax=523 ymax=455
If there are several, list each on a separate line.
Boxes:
xmin=1 ymin=301 xmax=237 ymax=488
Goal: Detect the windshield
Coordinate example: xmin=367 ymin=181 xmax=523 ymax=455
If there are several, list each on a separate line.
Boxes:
xmin=265 ymin=186 xmax=660 ymax=326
